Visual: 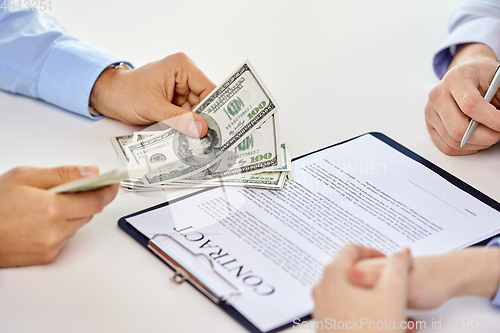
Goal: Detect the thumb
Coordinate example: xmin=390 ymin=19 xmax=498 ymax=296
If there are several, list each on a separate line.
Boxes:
xmin=15 ymin=166 xmax=99 ymax=189
xmin=348 ymin=266 xmax=380 ymax=287
xmin=153 ymin=102 xmax=208 ymax=138
xmin=377 ymin=248 xmax=412 ymax=290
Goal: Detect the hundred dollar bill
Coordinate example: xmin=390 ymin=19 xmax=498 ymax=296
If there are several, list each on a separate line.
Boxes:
xmin=125 ymin=61 xmax=279 ymax=185
xmin=121 ymin=171 xmax=288 ymax=191
xmin=177 ymin=140 xmax=290 ymax=184
xmin=174 ymin=115 xmax=280 ymax=182
xmin=112 ymin=137 xmax=289 ymax=190
xmin=132 ymin=131 xmax=164 ymax=144
xmin=129 ymin=116 xmax=285 ymax=182
xmin=269 ymin=143 xmax=291 ymax=172
xmin=196 ymin=170 xmax=288 ymax=188
xmin=112 ymin=137 xmax=289 ymax=187
xmin=110 ymin=135 xmax=134 ymax=165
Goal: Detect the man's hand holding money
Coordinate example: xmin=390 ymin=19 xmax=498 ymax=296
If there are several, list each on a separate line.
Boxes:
xmin=89 ymin=52 xmax=216 ymax=138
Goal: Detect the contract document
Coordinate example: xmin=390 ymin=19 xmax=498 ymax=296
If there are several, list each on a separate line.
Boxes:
xmin=120 ymin=133 xmax=500 ymax=333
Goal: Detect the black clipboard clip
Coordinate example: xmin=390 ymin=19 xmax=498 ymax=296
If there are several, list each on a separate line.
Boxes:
xmin=148 ymin=233 xmax=243 ymax=304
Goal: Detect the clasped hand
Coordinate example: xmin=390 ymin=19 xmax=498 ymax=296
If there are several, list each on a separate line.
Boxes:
xmin=313 ymin=245 xmax=412 ymax=333
xmin=313 ymin=244 xmax=500 ymax=332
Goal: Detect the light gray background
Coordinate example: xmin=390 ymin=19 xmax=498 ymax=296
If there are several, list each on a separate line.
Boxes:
xmin=2 ymin=1 xmax=500 ymax=332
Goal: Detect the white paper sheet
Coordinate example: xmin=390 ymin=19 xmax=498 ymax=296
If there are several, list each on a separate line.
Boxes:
xmin=126 ymin=134 xmax=500 ymax=332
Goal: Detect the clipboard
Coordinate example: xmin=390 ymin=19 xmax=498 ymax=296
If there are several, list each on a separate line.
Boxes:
xmin=118 ymin=132 xmax=500 ymax=333
xmin=118 ymin=189 xmax=279 ymax=333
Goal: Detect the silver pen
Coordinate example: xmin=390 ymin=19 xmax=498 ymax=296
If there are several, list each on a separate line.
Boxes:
xmin=460 ymin=64 xmax=500 ymax=148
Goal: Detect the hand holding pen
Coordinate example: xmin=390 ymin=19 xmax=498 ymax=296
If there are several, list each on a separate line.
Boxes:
xmin=461 ymin=64 xmax=500 ymax=147
xmin=425 ymin=43 xmax=500 ymax=156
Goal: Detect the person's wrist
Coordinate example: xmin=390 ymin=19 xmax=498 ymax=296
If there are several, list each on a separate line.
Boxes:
xmin=451 ymin=248 xmax=500 ymax=299
xmin=89 ymin=65 xmax=129 ymax=117
xmin=449 ymin=43 xmax=498 ymax=69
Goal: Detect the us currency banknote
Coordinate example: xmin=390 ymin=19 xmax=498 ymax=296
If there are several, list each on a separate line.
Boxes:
xmin=132 ymin=131 xmax=164 ymax=144
xmin=177 ymin=140 xmax=291 ymax=184
xmin=110 ymin=135 xmax=134 ymax=165
xmin=112 ymin=137 xmax=290 ymax=190
xmin=125 ymin=61 xmax=279 ymax=185
xmin=271 ymin=143 xmax=291 ymax=172
xmin=191 ymin=170 xmax=288 ymax=188
xmin=113 ymin=134 xmax=291 ymax=189
xmin=121 ymin=171 xmax=288 ymax=191
xmin=131 ymin=117 xmax=287 ymax=176
xmin=112 ymin=129 xmax=290 ymax=177
xmin=174 ymin=115 xmax=280 ymax=182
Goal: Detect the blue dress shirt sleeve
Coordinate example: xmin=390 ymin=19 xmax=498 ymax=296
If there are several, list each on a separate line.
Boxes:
xmin=0 ymin=9 xmax=130 ymax=119
xmin=434 ymin=0 xmax=500 ymax=79
xmin=487 ymin=237 xmax=500 ymax=307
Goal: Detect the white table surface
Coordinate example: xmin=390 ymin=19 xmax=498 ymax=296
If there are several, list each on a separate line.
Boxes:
xmin=2 ymin=1 xmax=500 ymax=332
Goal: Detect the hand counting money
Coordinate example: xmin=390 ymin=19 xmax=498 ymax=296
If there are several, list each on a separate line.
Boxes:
xmin=110 ymin=60 xmax=292 ymax=192
xmin=48 ymin=61 xmax=290 ymax=194
xmin=124 ymin=61 xmax=279 ymax=185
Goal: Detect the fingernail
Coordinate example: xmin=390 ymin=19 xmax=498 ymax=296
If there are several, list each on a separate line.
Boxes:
xmin=79 ymin=166 xmax=99 ymax=178
xmin=399 ymin=247 xmax=411 ymax=255
xmin=188 ymin=121 xmax=203 ymax=137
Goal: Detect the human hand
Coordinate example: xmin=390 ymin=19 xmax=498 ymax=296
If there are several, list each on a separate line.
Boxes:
xmin=90 ymin=53 xmax=216 ymax=138
xmin=0 ymin=166 xmax=119 ymax=267
xmin=354 ymin=248 xmax=500 ymax=310
xmin=426 ymin=43 xmax=500 ymax=155
xmin=354 ymin=255 xmax=453 ymax=310
xmin=312 ymin=245 xmax=412 ymax=333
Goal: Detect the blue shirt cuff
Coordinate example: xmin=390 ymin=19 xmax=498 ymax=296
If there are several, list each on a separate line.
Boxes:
xmin=38 ymin=40 xmax=129 ymax=119
xmin=487 ymin=237 xmax=500 ymax=307
xmin=433 ymin=16 xmax=500 ymax=79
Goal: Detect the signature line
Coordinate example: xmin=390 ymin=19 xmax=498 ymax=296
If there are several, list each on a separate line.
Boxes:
xmin=407 ymin=179 xmax=470 ymax=219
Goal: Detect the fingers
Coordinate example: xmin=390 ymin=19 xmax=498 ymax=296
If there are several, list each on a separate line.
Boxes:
xmin=188 ymin=90 xmax=202 ymax=109
xmin=428 ymin=87 xmax=498 ymax=148
xmin=426 ymin=89 xmax=498 ymax=154
xmin=33 ymin=215 xmax=94 ymax=266
xmin=349 ymin=257 xmax=386 ymax=287
xmin=425 ymin=102 xmax=483 ymax=155
xmin=320 ymin=245 xmax=383 ymax=290
xmin=100 ymin=52 xmax=216 ymax=136
xmin=426 ymin=60 xmax=500 ymax=155
xmin=55 ymin=184 xmax=119 ymax=220
xmin=334 ymin=244 xmax=386 ymax=268
xmin=427 ymin=125 xmax=478 ymax=156
xmin=59 ymin=216 xmax=94 ymax=238
xmin=450 ymin=72 xmax=500 ymax=132
xmin=173 ymin=90 xmax=206 ymax=112
xmin=147 ymin=52 xmax=215 ymax=137
xmin=377 ymin=248 xmax=412 ymax=290
xmin=348 ymin=266 xmax=380 ymax=287
xmin=428 ymin=85 xmax=471 ymax=143
xmin=172 ymin=52 xmax=216 ymax=101
xmin=10 ymin=166 xmax=99 ymax=189
xmin=153 ymin=101 xmax=208 ymax=138
xmin=67 ymin=215 xmax=94 ymax=226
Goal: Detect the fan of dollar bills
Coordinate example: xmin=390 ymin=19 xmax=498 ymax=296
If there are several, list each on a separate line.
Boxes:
xmin=110 ymin=61 xmax=292 ymax=192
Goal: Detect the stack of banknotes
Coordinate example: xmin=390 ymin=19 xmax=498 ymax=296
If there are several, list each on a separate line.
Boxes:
xmin=110 ymin=61 xmax=292 ymax=192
